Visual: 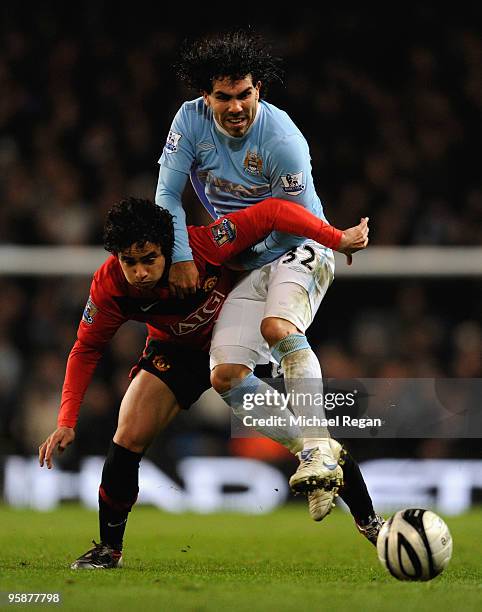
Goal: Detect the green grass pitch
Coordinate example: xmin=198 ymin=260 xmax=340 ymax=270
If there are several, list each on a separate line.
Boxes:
xmin=0 ymin=504 xmax=481 ymax=612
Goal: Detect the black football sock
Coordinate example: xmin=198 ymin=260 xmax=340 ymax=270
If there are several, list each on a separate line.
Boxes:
xmin=338 ymin=450 xmax=375 ymax=524
xmin=98 ymin=441 xmax=142 ymax=551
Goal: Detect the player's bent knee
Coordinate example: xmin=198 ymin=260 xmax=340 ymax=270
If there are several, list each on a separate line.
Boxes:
xmin=113 ymin=430 xmax=148 ymax=454
xmin=211 ymin=364 xmax=251 ymax=394
xmin=260 ymin=317 xmax=300 ymax=347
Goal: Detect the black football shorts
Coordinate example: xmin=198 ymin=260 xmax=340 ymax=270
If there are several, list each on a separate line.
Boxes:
xmin=130 ymin=339 xmax=211 ymax=410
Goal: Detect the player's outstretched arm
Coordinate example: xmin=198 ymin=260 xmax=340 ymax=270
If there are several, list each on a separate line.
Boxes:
xmin=190 ymin=198 xmax=369 ymax=268
xmin=338 ymin=217 xmax=370 ymax=265
xmin=39 ymin=426 xmax=75 ymax=469
xmin=40 ymin=281 xmax=125 ymax=464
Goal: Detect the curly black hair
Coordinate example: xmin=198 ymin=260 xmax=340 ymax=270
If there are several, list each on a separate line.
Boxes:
xmin=176 ymin=29 xmax=283 ymax=95
xmin=103 ymin=197 xmax=174 ymax=262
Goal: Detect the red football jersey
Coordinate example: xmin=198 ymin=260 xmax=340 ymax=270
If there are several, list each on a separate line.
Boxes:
xmin=58 ymin=198 xmax=342 ymax=427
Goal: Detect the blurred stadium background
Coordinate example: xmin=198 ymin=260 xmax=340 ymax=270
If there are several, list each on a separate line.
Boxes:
xmin=0 ymin=5 xmax=481 ymax=516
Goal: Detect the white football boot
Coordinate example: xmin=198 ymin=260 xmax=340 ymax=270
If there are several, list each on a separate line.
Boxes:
xmin=289 ymin=438 xmax=344 ymax=494
xmin=306 ymin=439 xmax=345 ymax=521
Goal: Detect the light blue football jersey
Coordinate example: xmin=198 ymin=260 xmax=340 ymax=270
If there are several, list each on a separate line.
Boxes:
xmin=156 ymin=98 xmax=327 ymax=268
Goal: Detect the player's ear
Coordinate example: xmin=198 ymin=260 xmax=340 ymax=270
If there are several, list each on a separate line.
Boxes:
xmin=255 ymin=81 xmax=261 ymax=100
xmin=202 ymin=91 xmax=210 ymax=107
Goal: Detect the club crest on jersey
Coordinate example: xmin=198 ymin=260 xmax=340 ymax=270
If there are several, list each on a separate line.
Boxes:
xmin=211 ymin=218 xmax=236 ymax=247
xmin=82 ymin=296 xmax=98 ymax=325
xmin=203 ymin=275 xmax=218 ymax=292
xmin=281 ymin=172 xmax=305 ymax=196
xmin=152 ymin=355 xmax=171 ymax=372
xmin=165 ymin=130 xmax=182 ymax=153
xmin=243 ymin=149 xmax=263 ymax=176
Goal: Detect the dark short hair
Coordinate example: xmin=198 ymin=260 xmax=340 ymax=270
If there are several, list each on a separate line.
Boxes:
xmin=176 ymin=29 xmax=282 ymax=95
xmin=103 ymin=197 xmax=174 ymax=262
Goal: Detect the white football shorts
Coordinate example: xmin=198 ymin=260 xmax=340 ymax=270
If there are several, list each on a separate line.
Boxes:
xmin=210 ymin=240 xmax=335 ymax=371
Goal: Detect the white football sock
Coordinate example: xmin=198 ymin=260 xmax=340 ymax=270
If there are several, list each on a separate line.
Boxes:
xmin=272 ymin=334 xmax=334 ymax=456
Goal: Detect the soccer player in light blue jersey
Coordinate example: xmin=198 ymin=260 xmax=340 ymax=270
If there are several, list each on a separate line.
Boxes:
xmin=155 ymin=31 xmax=379 ymax=532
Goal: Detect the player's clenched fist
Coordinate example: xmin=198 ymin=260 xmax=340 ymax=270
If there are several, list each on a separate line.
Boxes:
xmin=168 ymin=260 xmax=201 ymax=298
xmin=39 ymin=427 xmax=75 ymax=469
xmin=338 ymin=217 xmax=370 ymax=265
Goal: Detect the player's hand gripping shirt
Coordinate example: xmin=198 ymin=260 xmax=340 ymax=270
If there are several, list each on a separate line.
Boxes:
xmin=57 ymin=198 xmax=342 ymax=428
xmin=157 ymin=99 xmax=327 ymax=268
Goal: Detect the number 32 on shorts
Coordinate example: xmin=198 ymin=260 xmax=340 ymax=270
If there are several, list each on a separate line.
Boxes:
xmin=281 ymin=245 xmax=316 ymax=270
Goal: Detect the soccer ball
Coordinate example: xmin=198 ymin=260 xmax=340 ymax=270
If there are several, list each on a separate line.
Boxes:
xmin=377 ymin=508 xmax=453 ymax=581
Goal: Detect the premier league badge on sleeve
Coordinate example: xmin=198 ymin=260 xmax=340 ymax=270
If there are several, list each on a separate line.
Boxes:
xmin=82 ymin=296 xmax=98 ymax=325
xmin=165 ymin=130 xmax=182 ymax=153
xmin=211 ymin=218 xmax=237 ymax=247
xmin=281 ymin=172 xmax=305 ymax=196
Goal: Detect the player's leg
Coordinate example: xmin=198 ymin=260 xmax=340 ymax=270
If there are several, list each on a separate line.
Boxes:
xmin=210 ymin=252 xmax=380 ymax=528
xmin=260 ymin=243 xmax=342 ymax=493
xmin=210 ymin=269 xmax=304 ymax=453
xmin=210 ymin=257 xmax=341 ymax=463
xmin=211 ymin=264 xmax=341 ymax=521
xmin=273 ymin=274 xmax=384 ymax=535
xmin=213 ymin=363 xmax=379 ymax=530
xmin=214 ymin=361 xmax=381 ymax=534
xmin=339 ymin=447 xmax=385 ymax=545
xmin=306 ymin=439 xmax=384 ymax=541
xmin=71 ymin=370 xmax=180 ymax=570
xmin=100 ymin=369 xmax=179 ymax=550
xmin=72 ymin=341 xmax=211 ymax=569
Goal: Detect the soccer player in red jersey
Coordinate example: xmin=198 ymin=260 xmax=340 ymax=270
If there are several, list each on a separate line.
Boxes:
xmin=38 ymin=196 xmax=371 ymax=568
